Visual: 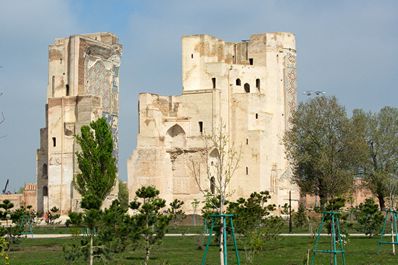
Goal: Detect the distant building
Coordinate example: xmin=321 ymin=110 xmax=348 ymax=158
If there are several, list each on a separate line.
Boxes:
xmin=303 ymin=177 xmax=375 ymax=209
xmin=36 ymin=33 xmax=122 ymax=215
xmin=128 ymin=33 xmax=300 ymax=212
xmin=0 ymin=183 xmax=37 ymax=210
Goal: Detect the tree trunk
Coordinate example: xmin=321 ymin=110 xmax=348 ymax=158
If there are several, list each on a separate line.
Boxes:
xmin=89 ymin=233 xmax=93 ymax=265
xmin=219 ymin=197 xmax=225 ymax=265
xmin=220 ymin=220 xmax=224 ymax=265
xmin=144 ymin=243 xmax=151 ymax=265
xmin=319 ymin=193 xmax=328 ymax=210
xmin=378 ymin=195 xmax=385 ymax=210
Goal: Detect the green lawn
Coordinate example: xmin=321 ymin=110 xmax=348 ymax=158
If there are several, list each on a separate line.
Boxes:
xmin=5 ymin=236 xmax=398 ymax=265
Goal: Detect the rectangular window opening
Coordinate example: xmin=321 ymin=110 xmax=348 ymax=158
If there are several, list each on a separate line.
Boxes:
xmin=51 ymin=75 xmax=55 ymax=96
xmin=256 ymin=113 xmax=258 ymax=119
xmin=66 ymin=84 xmax=70 ymax=96
xmin=199 ymin=121 xmax=203 ymax=133
xmin=246 ymin=167 xmax=249 ymax=175
xmin=212 ymin=78 xmax=216 ymax=89
xmin=52 ymin=137 xmax=56 ymax=147
xmin=256 ymin=78 xmax=260 ymax=89
xmin=249 ymin=58 xmax=254 ymax=65
xmin=246 ymin=138 xmax=248 ymax=145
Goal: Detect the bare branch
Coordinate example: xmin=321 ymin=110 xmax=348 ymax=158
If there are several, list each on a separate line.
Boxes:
xmin=185 ymin=120 xmax=242 ymax=213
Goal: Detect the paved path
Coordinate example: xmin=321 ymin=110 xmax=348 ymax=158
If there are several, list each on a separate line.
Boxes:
xmin=21 ymin=233 xmax=381 ymax=239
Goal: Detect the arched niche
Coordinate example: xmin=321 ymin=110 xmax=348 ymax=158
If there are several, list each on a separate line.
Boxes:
xmin=165 ymin=124 xmax=186 ymax=148
xmin=208 ymin=148 xmax=219 ymax=178
xmin=209 ymin=148 xmax=220 ymax=158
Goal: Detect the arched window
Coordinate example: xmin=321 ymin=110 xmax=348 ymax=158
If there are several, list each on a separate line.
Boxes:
xmin=244 ymin=83 xmax=250 ymax=93
xmin=236 ymin=79 xmax=241 ymax=86
xmin=42 ymin=163 xmax=48 ymax=178
xmin=256 ymin=79 xmax=260 ymax=91
xmin=210 ymin=177 xmax=215 ymax=194
xmin=43 ymin=186 xmax=48 ymax=197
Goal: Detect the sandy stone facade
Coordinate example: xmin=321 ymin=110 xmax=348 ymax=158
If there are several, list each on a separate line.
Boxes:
xmin=36 ymin=33 xmax=121 ymax=215
xmin=128 ymin=33 xmax=300 ymax=213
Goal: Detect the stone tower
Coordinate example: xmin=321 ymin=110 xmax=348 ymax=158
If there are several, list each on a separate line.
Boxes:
xmin=36 ymin=33 xmax=122 ymax=215
xmin=127 ymin=33 xmax=299 ymax=212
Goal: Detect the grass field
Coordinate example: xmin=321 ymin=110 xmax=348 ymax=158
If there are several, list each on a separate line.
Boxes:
xmin=5 ymin=235 xmax=398 ymax=265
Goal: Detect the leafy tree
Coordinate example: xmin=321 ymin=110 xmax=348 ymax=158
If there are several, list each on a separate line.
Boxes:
xmin=168 ymin=199 xmax=185 ymax=227
xmin=325 ymin=197 xmax=346 ymax=212
xmin=354 ymin=107 xmax=398 ymax=209
xmin=118 ymin=180 xmax=129 ymax=211
xmin=0 ymin=200 xmax=14 ymax=217
xmin=284 ymin=96 xmax=357 ymax=208
xmin=129 ymin=186 xmax=173 ymax=265
xmin=75 ymin=117 xmax=117 ymax=210
xmin=0 ymin=236 xmax=9 ymax=265
xmin=0 ymin=205 xmax=34 ymax=253
xmin=74 ymin=117 xmax=117 ymax=265
xmin=280 ymin=203 xmax=290 ymax=215
xmin=293 ymin=203 xmax=308 ymax=228
xmin=66 ymin=212 xmax=83 ymax=227
xmin=11 ymin=206 xmax=35 ymax=234
xmin=355 ymin=198 xmax=384 ymax=237
xmin=98 ymin=200 xmax=132 ymax=254
xmin=228 ymin=191 xmax=283 ymax=263
xmin=46 ymin=206 xmax=60 ymax=228
xmin=0 ymin=200 xmax=20 ymax=250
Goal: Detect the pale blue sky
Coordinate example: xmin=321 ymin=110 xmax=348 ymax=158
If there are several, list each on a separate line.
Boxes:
xmin=0 ymin=0 xmax=397 ymax=191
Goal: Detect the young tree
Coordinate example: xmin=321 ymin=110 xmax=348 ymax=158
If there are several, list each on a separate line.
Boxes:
xmin=74 ymin=117 xmax=117 ymax=265
xmin=293 ymin=203 xmax=308 ymax=229
xmin=46 ymin=206 xmax=60 ymax=229
xmin=355 ymin=198 xmax=383 ymax=237
xmin=228 ymin=191 xmax=283 ymax=264
xmin=187 ymin=123 xmax=241 ymax=265
xmin=98 ymin=200 xmax=132 ymax=254
xmin=168 ymin=199 xmax=185 ymax=228
xmin=0 ymin=201 xmax=23 ymax=251
xmin=0 ymin=200 xmax=14 ymax=228
xmin=0 ymin=200 xmax=13 ymax=215
xmin=129 ymin=186 xmax=174 ymax=265
xmin=284 ymin=96 xmax=357 ymax=208
xmin=0 ymin=237 xmax=9 ymax=265
xmin=65 ymin=212 xmax=83 ymax=227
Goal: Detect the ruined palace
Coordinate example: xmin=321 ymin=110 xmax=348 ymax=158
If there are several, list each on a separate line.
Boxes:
xmin=128 ymin=33 xmax=300 ymax=212
xmin=36 ymin=33 xmax=121 ymax=214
